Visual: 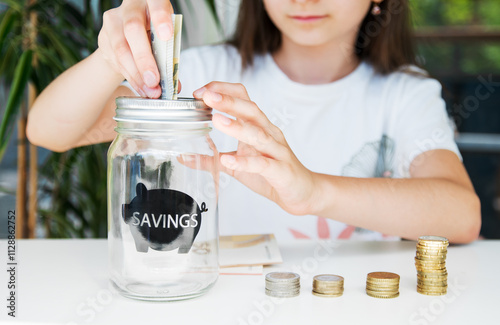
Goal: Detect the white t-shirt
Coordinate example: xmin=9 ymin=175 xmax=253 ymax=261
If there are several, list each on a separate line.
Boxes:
xmin=170 ymin=44 xmax=459 ymax=242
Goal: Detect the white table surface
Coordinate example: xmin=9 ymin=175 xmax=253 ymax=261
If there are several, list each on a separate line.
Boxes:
xmin=0 ymin=239 xmax=498 ymax=325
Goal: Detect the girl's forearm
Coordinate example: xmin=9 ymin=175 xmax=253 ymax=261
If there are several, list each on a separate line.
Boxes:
xmin=27 ymin=49 xmax=124 ymax=151
xmin=311 ymin=174 xmax=481 ymax=243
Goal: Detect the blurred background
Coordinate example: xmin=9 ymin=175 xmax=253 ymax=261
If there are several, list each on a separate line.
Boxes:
xmin=0 ymin=0 xmax=499 ymax=239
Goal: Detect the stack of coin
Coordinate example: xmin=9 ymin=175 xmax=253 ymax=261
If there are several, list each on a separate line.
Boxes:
xmin=312 ymin=274 xmax=344 ymax=297
xmin=265 ymin=272 xmax=300 ymax=298
xmin=366 ymin=272 xmax=400 ymax=298
xmin=415 ymin=235 xmax=449 ymax=296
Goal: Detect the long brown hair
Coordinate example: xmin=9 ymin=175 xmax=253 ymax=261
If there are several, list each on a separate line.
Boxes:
xmin=228 ymin=0 xmax=418 ymax=75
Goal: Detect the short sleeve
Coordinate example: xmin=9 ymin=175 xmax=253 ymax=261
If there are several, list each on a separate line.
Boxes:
xmin=392 ymin=76 xmax=462 ymax=178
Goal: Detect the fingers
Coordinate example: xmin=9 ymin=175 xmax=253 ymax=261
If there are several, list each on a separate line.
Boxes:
xmin=213 ymin=113 xmax=288 ymax=159
xmin=200 ymin=86 xmax=285 ymax=143
xmin=220 ymin=154 xmax=284 ymax=183
xmin=198 ymin=87 xmax=271 ymax=129
xmin=194 ymin=82 xmax=250 ymax=101
xmin=177 ymin=153 xmax=217 ymax=173
xmin=147 ymin=0 xmax=174 ymax=40
xmin=101 ymin=9 xmax=147 ymax=97
xmin=121 ymin=0 xmax=161 ymax=97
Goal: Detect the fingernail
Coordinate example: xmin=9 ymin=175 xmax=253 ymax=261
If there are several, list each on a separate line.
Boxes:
xmin=222 ymin=155 xmax=236 ymax=166
xmin=143 ymin=86 xmax=158 ymax=98
xmin=143 ymin=70 xmax=157 ymax=88
xmin=193 ymin=87 xmax=206 ymax=98
xmin=157 ymin=23 xmax=172 ymax=40
xmin=206 ymin=90 xmax=222 ymax=102
xmin=216 ymin=114 xmax=232 ymax=126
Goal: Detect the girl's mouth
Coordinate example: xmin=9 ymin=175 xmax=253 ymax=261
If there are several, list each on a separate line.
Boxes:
xmin=290 ymin=15 xmax=328 ymax=23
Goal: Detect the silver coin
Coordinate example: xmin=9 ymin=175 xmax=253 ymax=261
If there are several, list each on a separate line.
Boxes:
xmin=266 ymin=272 xmax=300 ymax=282
xmin=418 ymin=236 xmax=448 ymax=242
xmin=265 ymin=289 xmax=300 ymax=298
xmin=314 ymin=274 xmax=344 ymax=282
xmin=266 ymin=285 xmax=300 ymax=291
xmin=266 ymin=283 xmax=300 ymax=288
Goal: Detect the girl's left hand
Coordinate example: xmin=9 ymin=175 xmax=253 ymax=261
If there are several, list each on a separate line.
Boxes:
xmin=194 ymin=82 xmax=319 ymax=216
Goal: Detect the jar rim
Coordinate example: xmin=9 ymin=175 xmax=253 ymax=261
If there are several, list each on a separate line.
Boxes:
xmin=115 ymin=97 xmax=211 ymax=123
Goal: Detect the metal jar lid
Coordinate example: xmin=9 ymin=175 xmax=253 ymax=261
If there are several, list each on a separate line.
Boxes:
xmin=114 ymin=97 xmax=211 ymax=123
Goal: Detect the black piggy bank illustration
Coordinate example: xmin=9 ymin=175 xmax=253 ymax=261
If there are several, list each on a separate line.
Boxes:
xmin=122 ymin=183 xmax=207 ymax=254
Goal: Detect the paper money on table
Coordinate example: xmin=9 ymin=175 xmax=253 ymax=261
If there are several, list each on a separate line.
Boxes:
xmin=219 ymin=234 xmax=283 ymax=268
xmin=150 ymin=14 xmax=183 ymax=100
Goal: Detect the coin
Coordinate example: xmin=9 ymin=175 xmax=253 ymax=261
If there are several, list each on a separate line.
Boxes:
xmin=265 ymin=272 xmax=301 ymax=298
xmin=418 ymin=235 xmax=449 ymax=242
xmin=367 ymin=272 xmax=400 ymax=280
xmin=265 ymin=288 xmax=300 ymax=298
xmin=312 ymin=274 xmax=344 ymax=297
xmin=312 ymin=291 xmax=343 ymax=298
xmin=366 ymin=291 xmax=400 ymax=299
xmin=266 ymin=272 xmax=300 ymax=282
xmin=366 ymin=272 xmax=400 ymax=299
xmin=415 ymin=235 xmax=449 ymax=296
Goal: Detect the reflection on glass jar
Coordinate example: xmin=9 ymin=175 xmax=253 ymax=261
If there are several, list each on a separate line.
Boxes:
xmin=107 ymin=97 xmax=219 ymax=301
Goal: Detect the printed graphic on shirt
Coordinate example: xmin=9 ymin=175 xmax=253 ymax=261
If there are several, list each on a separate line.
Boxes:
xmin=288 ymin=135 xmax=396 ymax=240
xmin=342 ymin=134 xmax=395 ymax=178
xmin=122 ymin=183 xmax=207 ymax=254
xmin=339 ymin=134 xmax=395 ymax=239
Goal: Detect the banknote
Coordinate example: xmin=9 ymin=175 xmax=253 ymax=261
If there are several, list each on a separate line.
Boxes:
xmin=150 ymin=14 xmax=183 ymax=100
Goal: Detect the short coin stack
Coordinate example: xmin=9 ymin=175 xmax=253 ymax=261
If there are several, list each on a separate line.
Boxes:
xmin=415 ymin=235 xmax=449 ymax=296
xmin=265 ymin=272 xmax=300 ymax=298
xmin=312 ymin=274 xmax=344 ymax=297
xmin=366 ymin=272 xmax=400 ymax=299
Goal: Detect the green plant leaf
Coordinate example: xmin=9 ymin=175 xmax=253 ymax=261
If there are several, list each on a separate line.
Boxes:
xmin=0 ymin=44 xmax=17 ymax=79
xmin=204 ymin=0 xmax=221 ymax=30
xmin=36 ymin=47 xmax=65 ymax=72
xmin=0 ymin=9 xmax=18 ymax=53
xmin=38 ymin=209 xmax=80 ymax=238
xmin=0 ymin=49 xmax=33 ymax=161
xmin=0 ymin=0 xmax=24 ymax=12
xmin=40 ymin=27 xmax=80 ymax=67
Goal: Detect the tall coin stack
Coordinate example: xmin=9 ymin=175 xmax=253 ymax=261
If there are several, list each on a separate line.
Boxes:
xmin=366 ymin=272 xmax=400 ymax=299
xmin=265 ymin=272 xmax=300 ymax=298
xmin=415 ymin=235 xmax=449 ymax=296
xmin=312 ymin=274 xmax=344 ymax=297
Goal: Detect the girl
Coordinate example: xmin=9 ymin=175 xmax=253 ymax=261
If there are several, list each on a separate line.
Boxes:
xmin=27 ymin=0 xmax=480 ymax=243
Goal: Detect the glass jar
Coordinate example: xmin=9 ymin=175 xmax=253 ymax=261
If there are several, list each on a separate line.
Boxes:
xmin=107 ymin=97 xmax=219 ymax=301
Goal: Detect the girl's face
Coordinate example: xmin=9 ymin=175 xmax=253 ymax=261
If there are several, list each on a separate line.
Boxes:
xmin=263 ymin=0 xmax=379 ymax=48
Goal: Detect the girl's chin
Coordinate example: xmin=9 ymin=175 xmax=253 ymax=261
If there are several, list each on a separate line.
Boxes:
xmin=284 ymin=34 xmax=334 ymax=48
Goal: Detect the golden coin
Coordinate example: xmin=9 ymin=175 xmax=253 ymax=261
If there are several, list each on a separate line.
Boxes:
xmin=367 ymin=272 xmax=400 ymax=280
xmin=416 ymin=245 xmax=448 ymax=251
xmin=417 ymin=286 xmax=448 ymax=293
xmin=415 ymin=265 xmax=447 ymax=270
xmin=313 ymin=282 xmax=344 ymax=288
xmin=313 ymin=274 xmax=344 ymax=282
xmin=312 ymin=291 xmax=343 ymax=298
xmin=366 ymin=288 xmax=399 ymax=294
xmin=415 ymin=251 xmax=446 ymax=260
xmin=417 ymin=278 xmax=447 ymax=283
xmin=366 ymin=281 xmax=400 ymax=286
xmin=417 ymin=279 xmax=447 ymax=285
xmin=417 ymin=270 xmax=448 ymax=276
xmin=417 ymin=289 xmax=447 ymax=296
xmin=366 ymin=280 xmax=399 ymax=285
xmin=415 ymin=259 xmax=446 ymax=264
xmin=366 ymin=291 xmax=400 ymax=299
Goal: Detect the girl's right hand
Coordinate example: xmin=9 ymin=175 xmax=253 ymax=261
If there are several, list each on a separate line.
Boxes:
xmin=98 ymin=0 xmax=175 ymax=98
